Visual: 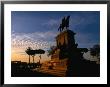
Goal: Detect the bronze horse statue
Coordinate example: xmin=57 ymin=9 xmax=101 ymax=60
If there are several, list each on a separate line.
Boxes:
xmin=58 ymin=16 xmax=70 ymax=32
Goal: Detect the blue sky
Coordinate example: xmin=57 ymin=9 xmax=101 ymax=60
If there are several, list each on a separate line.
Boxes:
xmin=11 ymin=11 xmax=100 ymax=62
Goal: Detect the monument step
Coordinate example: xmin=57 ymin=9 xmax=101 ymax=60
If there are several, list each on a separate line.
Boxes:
xmin=41 ymin=67 xmax=67 ymax=71
xmin=38 ymin=70 xmax=66 ymax=76
xmin=34 ymin=68 xmax=66 ymax=76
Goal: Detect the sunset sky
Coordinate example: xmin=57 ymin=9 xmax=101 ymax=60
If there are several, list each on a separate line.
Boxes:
xmin=11 ymin=11 xmax=100 ymax=63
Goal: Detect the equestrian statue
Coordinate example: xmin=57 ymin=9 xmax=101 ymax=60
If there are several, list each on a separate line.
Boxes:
xmin=58 ymin=16 xmax=70 ymax=32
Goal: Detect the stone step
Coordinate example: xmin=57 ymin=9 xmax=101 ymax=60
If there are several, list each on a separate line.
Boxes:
xmin=41 ymin=66 xmax=67 ymax=71
xmin=37 ymin=68 xmax=66 ymax=76
xmin=39 ymin=69 xmax=66 ymax=73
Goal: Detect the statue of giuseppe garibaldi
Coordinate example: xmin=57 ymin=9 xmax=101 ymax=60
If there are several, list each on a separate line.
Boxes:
xmin=58 ymin=16 xmax=70 ymax=32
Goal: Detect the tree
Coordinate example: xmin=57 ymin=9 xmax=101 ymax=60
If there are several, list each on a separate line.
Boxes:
xmin=35 ymin=49 xmax=45 ymax=54
xmin=35 ymin=49 xmax=45 ymax=64
xmin=25 ymin=47 xmax=37 ymax=64
xmin=90 ymin=44 xmax=100 ymax=59
xmin=32 ymin=53 xmax=35 ymax=63
xmin=25 ymin=47 xmax=32 ymax=64
xmin=25 ymin=47 xmax=45 ymax=64
xmin=47 ymin=46 xmax=56 ymax=57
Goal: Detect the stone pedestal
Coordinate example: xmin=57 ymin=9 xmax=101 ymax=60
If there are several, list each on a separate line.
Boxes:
xmin=49 ymin=30 xmax=78 ymax=76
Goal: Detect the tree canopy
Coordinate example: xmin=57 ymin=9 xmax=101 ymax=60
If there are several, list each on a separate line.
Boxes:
xmin=90 ymin=44 xmax=100 ymax=58
xmin=25 ymin=47 xmax=45 ymax=55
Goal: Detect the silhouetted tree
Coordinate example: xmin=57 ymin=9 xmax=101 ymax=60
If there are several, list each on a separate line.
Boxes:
xmin=25 ymin=47 xmax=45 ymax=64
xmin=32 ymin=54 xmax=35 ymax=63
xmin=47 ymin=46 xmax=56 ymax=56
xmin=35 ymin=49 xmax=45 ymax=54
xmin=25 ymin=47 xmax=36 ymax=64
xmin=35 ymin=49 xmax=45 ymax=64
xmin=90 ymin=44 xmax=100 ymax=59
xmin=25 ymin=47 xmax=32 ymax=64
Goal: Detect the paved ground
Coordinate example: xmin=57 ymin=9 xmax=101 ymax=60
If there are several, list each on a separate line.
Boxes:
xmin=11 ymin=68 xmax=57 ymax=77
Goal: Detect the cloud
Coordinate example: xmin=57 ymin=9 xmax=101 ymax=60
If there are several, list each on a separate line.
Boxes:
xmin=75 ymin=32 xmax=99 ymax=48
xmin=12 ymin=31 xmax=56 ymax=62
xmin=70 ymin=14 xmax=98 ymax=30
xmin=70 ymin=16 xmax=84 ymax=26
xmin=42 ymin=19 xmax=60 ymax=27
xmin=12 ymin=31 xmax=56 ymax=51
